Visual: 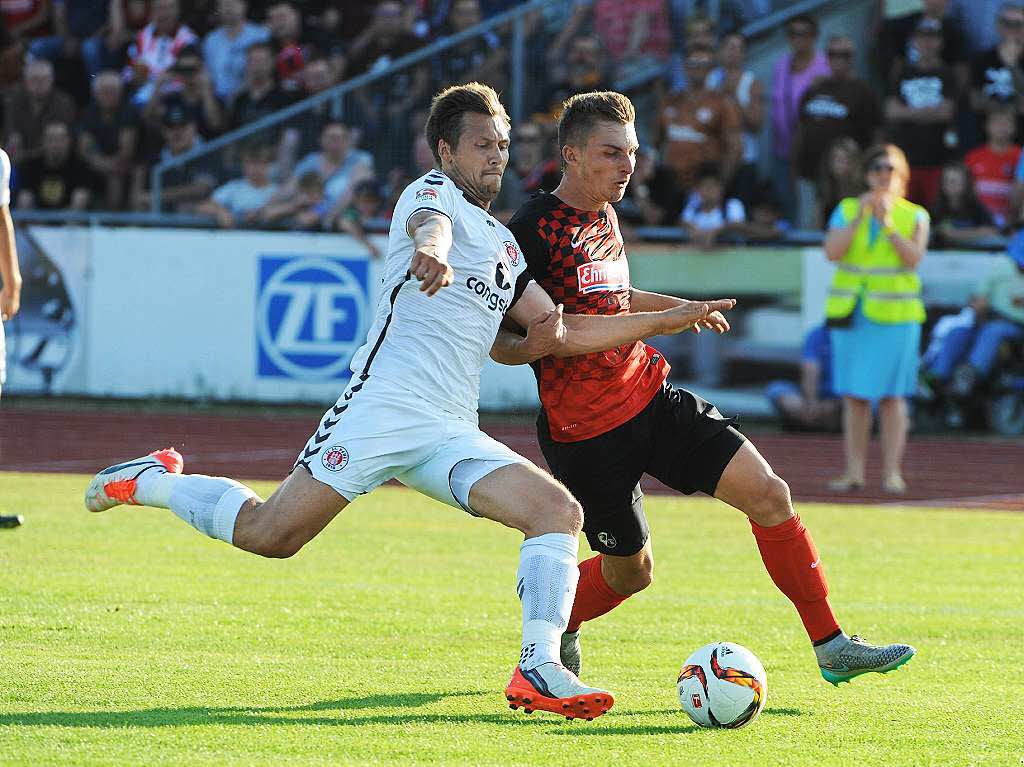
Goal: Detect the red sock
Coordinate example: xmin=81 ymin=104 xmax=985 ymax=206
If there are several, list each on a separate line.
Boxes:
xmin=566 ymin=555 xmax=627 ymax=633
xmin=750 ymin=515 xmax=840 ymax=643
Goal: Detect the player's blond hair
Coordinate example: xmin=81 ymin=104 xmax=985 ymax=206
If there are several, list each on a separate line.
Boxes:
xmin=425 ymin=82 xmax=510 ymax=166
xmin=557 ymin=91 xmax=636 ymax=168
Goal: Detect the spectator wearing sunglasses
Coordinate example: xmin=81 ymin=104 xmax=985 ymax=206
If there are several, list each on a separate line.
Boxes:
xmin=968 ymin=3 xmax=1024 ymax=140
xmin=884 ymin=17 xmax=957 ymax=209
xmin=792 ymin=35 xmax=881 ymax=229
xmin=823 ymin=144 xmax=929 ymax=495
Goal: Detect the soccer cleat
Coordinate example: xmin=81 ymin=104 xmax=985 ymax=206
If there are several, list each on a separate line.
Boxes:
xmin=504 ymin=662 xmax=613 ymax=721
xmin=0 ymin=514 xmax=24 ymax=528
xmin=560 ymin=630 xmax=582 ymax=677
xmin=818 ymin=634 xmax=916 ymax=685
xmin=84 ymin=448 xmax=183 ymax=512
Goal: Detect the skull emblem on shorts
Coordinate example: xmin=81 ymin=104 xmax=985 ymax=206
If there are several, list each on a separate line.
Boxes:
xmin=598 ymin=531 xmax=617 ymax=549
xmin=322 ymin=445 xmax=349 ymax=472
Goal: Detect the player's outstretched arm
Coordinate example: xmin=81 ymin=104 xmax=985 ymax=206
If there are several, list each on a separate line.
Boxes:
xmin=558 ymin=298 xmax=735 ymax=356
xmin=503 ymin=283 xmax=735 ymax=361
xmin=629 ymin=288 xmax=734 ymax=334
xmin=407 ymin=210 xmax=455 ymax=296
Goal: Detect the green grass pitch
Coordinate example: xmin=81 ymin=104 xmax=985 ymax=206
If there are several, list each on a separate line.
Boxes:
xmin=1 ymin=471 xmax=1022 ymax=766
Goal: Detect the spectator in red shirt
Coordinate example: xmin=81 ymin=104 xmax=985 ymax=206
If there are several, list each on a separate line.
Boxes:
xmin=964 ymin=106 xmax=1021 ymax=228
xmin=553 ymin=0 xmax=671 ymax=80
xmin=1 ymin=0 xmax=51 ymax=42
xmin=126 ymin=0 xmax=198 ymax=104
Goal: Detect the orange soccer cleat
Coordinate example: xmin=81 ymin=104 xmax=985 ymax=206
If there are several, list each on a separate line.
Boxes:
xmin=504 ymin=663 xmax=614 ymax=721
xmin=84 ymin=448 xmax=183 ymax=512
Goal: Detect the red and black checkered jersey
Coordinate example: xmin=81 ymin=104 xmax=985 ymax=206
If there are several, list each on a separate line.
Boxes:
xmin=507 ymin=193 xmax=669 ymax=442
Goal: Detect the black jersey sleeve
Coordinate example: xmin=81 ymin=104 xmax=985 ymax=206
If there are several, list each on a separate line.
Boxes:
xmin=507 ymin=197 xmax=554 ymax=283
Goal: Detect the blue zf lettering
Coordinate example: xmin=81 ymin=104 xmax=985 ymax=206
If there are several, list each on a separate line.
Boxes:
xmin=257 ymin=255 xmax=369 ymax=379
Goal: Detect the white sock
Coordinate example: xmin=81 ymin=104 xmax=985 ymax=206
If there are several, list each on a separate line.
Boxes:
xmin=516 ymin=532 xmax=579 ymax=671
xmin=139 ymin=471 xmax=255 ymax=545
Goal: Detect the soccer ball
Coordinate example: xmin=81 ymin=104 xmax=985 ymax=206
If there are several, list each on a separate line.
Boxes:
xmin=676 ymin=642 xmax=767 ymax=729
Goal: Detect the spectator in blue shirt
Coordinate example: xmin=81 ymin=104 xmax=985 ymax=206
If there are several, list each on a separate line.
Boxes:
xmin=197 ymin=142 xmax=277 ymax=227
xmin=28 ymin=0 xmax=109 ymax=78
xmin=203 ymin=0 xmax=270 ymax=104
xmin=766 ymin=324 xmax=842 ymax=430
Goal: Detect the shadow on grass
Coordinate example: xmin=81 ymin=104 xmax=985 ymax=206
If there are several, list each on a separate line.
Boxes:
xmin=0 ymin=695 xmax=808 ymax=731
xmin=552 ymin=706 xmax=806 ymax=735
xmin=0 ymin=690 xmax=559 ymax=729
xmin=555 ymin=722 xmax=704 ymax=736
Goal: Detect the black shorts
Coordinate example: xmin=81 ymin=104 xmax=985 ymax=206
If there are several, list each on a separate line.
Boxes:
xmin=538 ymin=382 xmax=746 ymax=557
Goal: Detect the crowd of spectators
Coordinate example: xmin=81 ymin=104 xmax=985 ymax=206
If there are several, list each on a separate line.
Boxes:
xmin=2 ymin=0 xmax=1024 ymax=248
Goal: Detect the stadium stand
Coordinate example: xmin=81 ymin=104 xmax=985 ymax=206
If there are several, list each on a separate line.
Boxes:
xmin=2 ymin=0 xmax=1022 ymax=433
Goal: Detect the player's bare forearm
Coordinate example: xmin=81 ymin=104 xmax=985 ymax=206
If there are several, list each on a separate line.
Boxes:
xmin=408 ymin=211 xmax=454 ymax=295
xmin=629 ymin=289 xmax=734 ymax=334
xmin=491 ymin=307 xmax=566 ymax=365
xmin=490 ymin=326 xmax=533 ymax=365
xmin=629 ymin=287 xmax=685 ymax=312
xmin=556 ymin=300 xmax=735 ymax=357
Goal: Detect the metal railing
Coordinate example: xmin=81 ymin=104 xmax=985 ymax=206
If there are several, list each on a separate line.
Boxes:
xmin=150 ymin=0 xmax=562 ymax=212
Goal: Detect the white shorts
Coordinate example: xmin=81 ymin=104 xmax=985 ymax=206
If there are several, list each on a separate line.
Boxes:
xmin=294 ymin=373 xmax=528 ymax=513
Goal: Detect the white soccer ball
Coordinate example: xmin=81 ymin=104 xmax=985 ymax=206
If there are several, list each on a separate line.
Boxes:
xmin=676 ymin=641 xmax=767 ymax=729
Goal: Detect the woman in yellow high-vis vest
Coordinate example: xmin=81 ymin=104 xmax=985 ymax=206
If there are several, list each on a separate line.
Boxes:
xmin=822 ymin=144 xmax=928 ymax=494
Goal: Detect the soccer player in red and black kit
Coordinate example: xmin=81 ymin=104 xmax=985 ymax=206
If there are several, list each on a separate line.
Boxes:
xmin=496 ymin=91 xmax=916 ymax=685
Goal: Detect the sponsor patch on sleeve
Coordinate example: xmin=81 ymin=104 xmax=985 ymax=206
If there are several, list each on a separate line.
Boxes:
xmin=415 ymin=188 xmax=439 ymax=203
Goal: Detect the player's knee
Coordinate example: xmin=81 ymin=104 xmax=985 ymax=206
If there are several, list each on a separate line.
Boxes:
xmin=242 ymin=521 xmax=309 ymax=559
xmin=550 ymin=494 xmax=583 ymax=536
xmin=261 ymin=535 xmax=305 ymax=559
xmin=748 ymin=471 xmax=792 ymax=527
xmin=623 ymin=557 xmax=654 ymax=594
xmin=522 ymin=488 xmax=583 ymax=537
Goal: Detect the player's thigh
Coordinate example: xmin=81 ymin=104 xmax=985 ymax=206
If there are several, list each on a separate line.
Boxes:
xmin=645 ymin=384 xmax=746 ymax=497
xmin=398 ymin=422 xmax=579 ymax=536
xmin=466 ymin=460 xmax=582 ymax=537
xmin=538 ymin=412 xmax=649 ymax=556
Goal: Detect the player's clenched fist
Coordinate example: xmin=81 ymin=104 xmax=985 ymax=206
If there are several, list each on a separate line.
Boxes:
xmin=660 ymin=298 xmax=736 ymax=335
xmin=522 ymin=304 xmax=567 ymax=358
xmin=410 ymin=246 xmax=455 ymax=296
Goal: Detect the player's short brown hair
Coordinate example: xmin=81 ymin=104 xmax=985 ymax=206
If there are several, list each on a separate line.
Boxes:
xmin=425 ymin=82 xmax=510 ymax=165
xmin=557 ymin=91 xmax=635 ymax=160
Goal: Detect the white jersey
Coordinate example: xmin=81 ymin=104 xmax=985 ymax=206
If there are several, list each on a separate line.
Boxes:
xmin=0 ymin=148 xmax=10 ymax=207
xmin=348 ymin=170 xmax=532 ymax=422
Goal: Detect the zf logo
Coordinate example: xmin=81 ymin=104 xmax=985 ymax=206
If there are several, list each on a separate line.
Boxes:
xmin=257 ymin=255 xmax=369 ymax=379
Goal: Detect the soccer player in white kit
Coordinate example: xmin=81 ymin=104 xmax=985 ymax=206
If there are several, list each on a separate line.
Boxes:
xmin=83 ymin=83 xmax=734 ymax=720
xmin=1 ymin=146 xmax=26 ymax=528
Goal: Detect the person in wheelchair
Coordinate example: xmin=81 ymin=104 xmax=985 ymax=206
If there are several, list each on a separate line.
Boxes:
xmin=921 ymin=233 xmax=1024 ymax=407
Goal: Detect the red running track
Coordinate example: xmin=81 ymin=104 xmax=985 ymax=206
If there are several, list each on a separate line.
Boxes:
xmin=2 ymin=407 xmax=1022 ymax=510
